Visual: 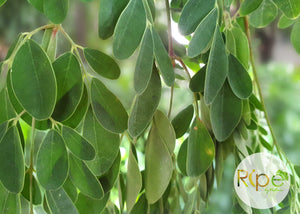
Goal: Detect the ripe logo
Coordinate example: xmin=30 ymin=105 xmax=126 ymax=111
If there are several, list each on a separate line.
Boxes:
xmin=234 ymin=153 xmax=290 ymax=209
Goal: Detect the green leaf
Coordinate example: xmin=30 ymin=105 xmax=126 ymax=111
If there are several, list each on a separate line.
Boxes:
xmin=63 ymin=178 xmax=78 ymax=202
xmin=0 ymin=183 xmax=21 ymax=214
xmin=259 ymin=135 xmax=272 ymax=151
xmin=11 ymin=39 xmax=56 ymax=120
xmin=44 ymin=0 xmax=68 ymax=24
xmin=84 ymin=48 xmax=120 ymax=79
xmin=242 ymin=99 xmax=251 ymax=126
xmin=21 ymin=173 xmax=42 ymax=205
xmin=178 ymin=0 xmax=216 ymax=35
xmin=239 ymin=0 xmax=263 ymax=16
xmin=145 ymin=111 xmax=175 ymax=204
xmin=52 ymin=52 xmax=83 ymax=121
xmin=291 ymin=21 xmax=300 ymax=54
xmin=142 ymin=0 xmax=154 ymax=23
xmin=189 ymin=65 xmax=206 ymax=93
xmin=0 ymin=89 xmax=16 ymax=123
xmin=0 ymin=126 xmax=24 ymax=193
xmin=134 ymin=27 xmax=154 ymax=94
xmin=188 ymin=8 xmax=218 ymax=57
xmin=130 ymin=194 xmax=147 ymax=214
xmin=272 ymin=0 xmax=300 ymax=19
xmin=249 ymin=94 xmax=264 ymax=111
xmin=83 ymin=107 xmax=120 ymax=176
xmin=0 ymin=122 xmax=7 ymax=142
xmin=187 ymin=118 xmax=215 ymax=176
xmin=69 ymin=154 xmax=104 ymax=199
xmin=177 ymin=138 xmax=188 ymax=175
xmin=294 ymin=165 xmax=300 ymax=178
xmin=75 ymin=192 xmax=109 ymax=214
xmin=171 ymin=105 xmax=194 ymax=138
xmin=278 ymin=15 xmax=296 ymax=29
xmin=63 ymin=85 xmax=89 ymax=129
xmin=41 ymin=28 xmax=57 ymax=61
xmin=62 ymin=126 xmax=95 ymax=161
xmin=204 ymin=26 xmax=228 ymax=105
xmin=152 ymin=28 xmax=175 ymax=86
xmin=99 ymin=152 xmax=121 ymax=193
xmin=230 ymin=26 xmax=250 ymax=69
xmin=0 ymin=0 xmax=6 ymax=7
xmin=46 ymin=188 xmax=79 ymax=214
xmin=113 ymin=0 xmax=146 ymax=59
xmin=228 ymin=54 xmax=252 ymax=99
xmin=249 ymin=0 xmax=278 ymax=28
xmin=27 ymin=0 xmax=43 ymax=12
xmin=211 ymin=81 xmax=242 ymax=141
xmin=98 ymin=0 xmax=129 ymax=39
xmin=225 ymin=29 xmax=236 ymax=55
xmin=126 ymin=147 xmax=142 ymax=212
xmin=91 ymin=78 xmax=128 ymax=133
xmin=36 ymin=130 xmax=69 ymax=190
xmin=128 ymin=67 xmax=161 ymax=137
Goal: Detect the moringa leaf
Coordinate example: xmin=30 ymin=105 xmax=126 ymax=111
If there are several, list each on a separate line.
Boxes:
xmin=36 ymin=130 xmax=69 ymax=190
xmin=44 ymin=0 xmax=68 ymax=24
xmin=272 ymin=0 xmax=300 ymax=19
xmin=91 ymin=78 xmax=128 ymax=133
xmin=84 ymin=48 xmax=120 ymax=79
xmin=0 ymin=183 xmax=21 ymax=214
xmin=113 ymin=0 xmax=146 ymax=59
xmin=98 ymin=0 xmax=129 ymax=39
xmin=177 ymin=138 xmax=188 ymax=176
xmin=68 ymin=154 xmax=104 ymax=199
xmin=188 ymin=8 xmax=218 ymax=57
xmin=178 ymin=0 xmax=216 ymax=35
xmin=228 ymin=54 xmax=252 ymax=99
xmin=52 ymin=52 xmax=83 ymax=121
xmin=27 ymin=0 xmax=43 ymax=12
xmin=11 ymin=39 xmax=56 ymax=120
xmin=62 ymin=126 xmax=95 ymax=161
xmin=187 ymin=118 xmax=215 ymax=177
xmin=204 ymin=26 xmax=228 ymax=105
xmin=134 ymin=27 xmax=154 ymax=94
xmin=278 ymin=15 xmax=297 ymax=29
xmin=291 ymin=21 xmax=300 ymax=54
xmin=171 ymin=105 xmax=194 ymax=138
xmin=0 ymin=89 xmax=15 ymax=123
xmin=189 ymin=65 xmax=206 ymax=93
xmin=63 ymin=178 xmax=78 ymax=202
xmin=152 ymin=28 xmax=175 ymax=87
xmin=83 ymin=107 xmax=120 ymax=176
xmin=0 ymin=126 xmax=24 ymax=193
xmin=0 ymin=0 xmax=7 ymax=7
xmin=128 ymin=67 xmax=161 ymax=137
xmin=21 ymin=173 xmax=42 ymax=205
xmin=210 ymin=81 xmax=242 ymax=141
xmin=46 ymin=188 xmax=79 ymax=214
xmin=249 ymin=0 xmax=278 ymax=28
xmin=75 ymin=192 xmax=109 ymax=214
xmin=239 ymin=0 xmax=263 ymax=16
xmin=126 ymin=146 xmax=142 ymax=212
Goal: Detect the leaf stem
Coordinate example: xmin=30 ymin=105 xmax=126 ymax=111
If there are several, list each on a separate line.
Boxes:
xmin=29 ymin=118 xmax=35 ymax=214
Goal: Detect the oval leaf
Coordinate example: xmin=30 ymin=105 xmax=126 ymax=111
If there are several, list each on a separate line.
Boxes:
xmin=249 ymin=0 xmax=278 ymax=28
xmin=187 ymin=118 xmax=215 ymax=177
xmin=98 ymin=0 xmax=129 ymax=39
xmin=145 ymin=124 xmax=173 ymax=204
xmin=91 ymin=78 xmax=128 ymax=133
xmin=171 ymin=105 xmax=194 ymax=139
xmin=84 ymin=48 xmax=120 ymax=79
xmin=134 ymin=27 xmax=154 ymax=94
xmin=113 ymin=0 xmax=146 ymax=59
xmin=291 ymin=21 xmax=300 ymax=54
xmin=126 ymin=146 xmax=142 ymax=212
xmin=36 ymin=130 xmax=69 ymax=190
xmin=52 ymin=52 xmax=83 ymax=121
xmin=75 ymin=192 xmax=109 ymax=214
xmin=177 ymin=138 xmax=188 ymax=176
xmin=210 ymin=81 xmax=242 ymax=141
xmin=11 ymin=39 xmax=56 ymax=120
xmin=204 ymin=26 xmax=228 ymax=105
xmin=21 ymin=173 xmax=42 ymax=205
xmin=189 ymin=66 xmax=206 ymax=93
xmin=178 ymin=0 xmax=216 ymax=35
xmin=0 ymin=89 xmax=15 ymax=123
xmin=0 ymin=126 xmax=24 ymax=193
xmin=0 ymin=183 xmax=21 ymax=214
xmin=278 ymin=14 xmax=296 ymax=29
xmin=239 ymin=0 xmax=263 ymax=16
xmin=69 ymin=154 xmax=104 ymax=199
xmin=152 ymin=28 xmax=175 ymax=86
xmin=46 ymin=188 xmax=79 ymax=214
xmin=83 ymin=107 xmax=120 ymax=176
xmin=228 ymin=54 xmax=252 ymax=99
xmin=188 ymin=8 xmax=218 ymax=57
xmin=272 ymin=0 xmax=300 ymax=19
xmin=128 ymin=67 xmax=161 ymax=137
xmin=44 ymin=0 xmax=68 ymax=24
xmin=62 ymin=126 xmax=95 ymax=161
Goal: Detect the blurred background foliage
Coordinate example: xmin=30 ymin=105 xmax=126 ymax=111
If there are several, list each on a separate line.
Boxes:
xmin=1 ymin=0 xmax=300 ymax=213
